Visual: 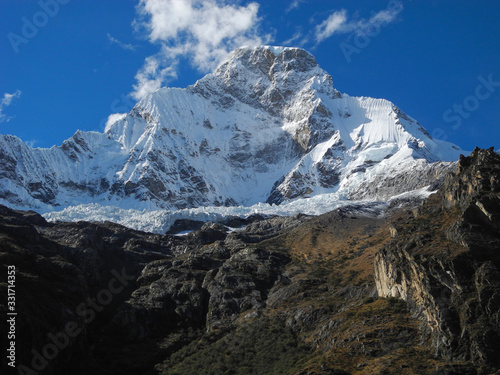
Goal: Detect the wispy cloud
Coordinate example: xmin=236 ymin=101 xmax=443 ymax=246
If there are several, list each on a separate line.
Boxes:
xmin=130 ymin=0 xmax=271 ymax=100
xmin=107 ymin=33 xmax=136 ymax=51
xmin=285 ymin=0 xmax=305 ymax=13
xmin=0 ymin=90 xmax=21 ymax=123
xmin=25 ymin=139 xmax=38 ymax=148
xmin=282 ymin=30 xmax=307 ymax=47
xmin=315 ymin=10 xmax=348 ymax=43
xmin=314 ymin=1 xmax=403 ymax=44
xmin=132 ymin=55 xmax=178 ymax=101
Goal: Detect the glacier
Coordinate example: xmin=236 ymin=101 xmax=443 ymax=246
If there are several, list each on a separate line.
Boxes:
xmin=0 ymin=46 xmax=466 ymax=232
xmin=42 ymin=187 xmax=434 ymax=234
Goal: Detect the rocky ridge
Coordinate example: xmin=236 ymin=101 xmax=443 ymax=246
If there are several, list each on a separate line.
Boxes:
xmin=375 ymin=147 xmax=500 ymax=372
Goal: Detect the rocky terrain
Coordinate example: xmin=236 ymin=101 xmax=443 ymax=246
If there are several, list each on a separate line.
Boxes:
xmin=1 ymin=148 xmax=499 ymax=375
xmin=375 ymin=147 xmax=500 ymax=372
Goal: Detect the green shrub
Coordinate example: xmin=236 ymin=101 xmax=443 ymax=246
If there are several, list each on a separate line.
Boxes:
xmin=386 ymin=297 xmax=408 ymax=313
xmin=160 ymin=317 xmax=311 ymax=375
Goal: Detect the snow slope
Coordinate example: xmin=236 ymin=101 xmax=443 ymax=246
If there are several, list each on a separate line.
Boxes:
xmin=0 ymin=46 xmax=465 ymax=230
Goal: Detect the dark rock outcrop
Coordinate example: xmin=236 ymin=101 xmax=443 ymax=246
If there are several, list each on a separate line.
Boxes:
xmin=375 ymin=147 xmax=500 ymax=372
xmin=0 ymin=207 xmax=307 ymax=374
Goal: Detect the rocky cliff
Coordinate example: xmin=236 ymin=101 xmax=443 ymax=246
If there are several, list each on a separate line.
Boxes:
xmin=375 ymin=147 xmax=500 ymax=373
xmin=1 ymin=148 xmax=499 ymax=375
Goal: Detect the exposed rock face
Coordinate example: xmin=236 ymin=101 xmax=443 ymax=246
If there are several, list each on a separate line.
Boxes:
xmin=444 ymin=147 xmax=500 ymax=232
xmin=0 ymin=207 xmax=311 ymax=374
xmin=374 ymin=147 xmax=500 ymax=372
xmin=348 ymin=160 xmax=456 ymax=201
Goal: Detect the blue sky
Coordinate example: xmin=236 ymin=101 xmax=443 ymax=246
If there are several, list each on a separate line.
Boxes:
xmin=0 ymin=0 xmax=498 ymax=151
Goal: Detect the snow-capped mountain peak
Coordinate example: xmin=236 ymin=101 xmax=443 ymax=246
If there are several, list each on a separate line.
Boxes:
xmin=1 ymin=46 xmax=464 ymax=221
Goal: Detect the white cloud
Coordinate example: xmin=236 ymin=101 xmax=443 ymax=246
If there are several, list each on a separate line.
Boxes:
xmin=107 ymin=33 xmax=136 ymax=51
xmin=131 ymin=0 xmax=270 ymax=100
xmin=1 ymin=91 xmax=21 ymax=108
xmin=315 ymin=10 xmax=348 ymax=43
xmin=0 ymin=90 xmax=21 ymax=123
xmin=25 ymin=139 xmax=38 ymax=148
xmin=315 ymin=1 xmax=403 ymax=43
xmin=282 ymin=30 xmax=307 ymax=47
xmin=286 ymin=0 xmax=305 ymax=13
xmin=131 ymin=55 xmax=179 ymax=101
xmin=104 ymin=113 xmax=128 ymax=132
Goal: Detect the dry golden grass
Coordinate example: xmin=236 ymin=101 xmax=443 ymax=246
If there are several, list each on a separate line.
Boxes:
xmin=256 ymin=206 xmax=467 ymax=374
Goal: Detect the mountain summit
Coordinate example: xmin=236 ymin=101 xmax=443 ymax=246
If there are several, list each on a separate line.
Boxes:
xmin=0 ymin=46 xmax=463 ymax=213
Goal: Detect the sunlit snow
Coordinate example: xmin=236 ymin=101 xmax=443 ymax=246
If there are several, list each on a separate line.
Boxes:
xmin=0 ymin=46 xmax=466 ymax=232
xmin=42 ymin=187 xmax=434 ymax=234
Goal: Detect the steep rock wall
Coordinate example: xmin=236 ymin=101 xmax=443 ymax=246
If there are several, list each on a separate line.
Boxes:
xmin=374 ymin=148 xmax=500 ymax=371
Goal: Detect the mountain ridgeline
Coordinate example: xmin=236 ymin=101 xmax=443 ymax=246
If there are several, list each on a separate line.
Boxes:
xmin=0 ymin=46 xmax=463 ymax=213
